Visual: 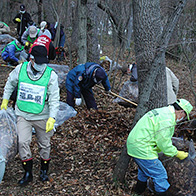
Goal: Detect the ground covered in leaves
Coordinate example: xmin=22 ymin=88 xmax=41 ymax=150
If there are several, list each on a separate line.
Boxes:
xmin=0 ymin=34 xmax=196 ymax=195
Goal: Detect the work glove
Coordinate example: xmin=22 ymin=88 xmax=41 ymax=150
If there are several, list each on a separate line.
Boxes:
xmin=46 ymin=117 xmax=56 ymax=133
xmin=1 ymin=99 xmax=8 ymax=110
xmin=25 ymin=42 xmax=29 ymax=47
xmin=24 ymin=42 xmax=29 ymax=50
xmin=15 ymin=18 xmax=21 ymax=22
xmin=176 ymin=150 xmax=189 ymax=160
xmin=75 ymin=98 xmax=82 ymax=106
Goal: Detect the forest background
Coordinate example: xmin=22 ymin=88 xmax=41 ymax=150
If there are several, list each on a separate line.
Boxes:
xmin=0 ymin=0 xmax=196 ymax=195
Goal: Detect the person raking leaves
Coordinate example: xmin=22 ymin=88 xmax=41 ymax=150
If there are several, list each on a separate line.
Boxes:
xmin=65 ymin=62 xmax=111 ymax=110
xmin=127 ymin=99 xmax=193 ymax=196
xmin=0 ymin=32 xmax=59 ymax=186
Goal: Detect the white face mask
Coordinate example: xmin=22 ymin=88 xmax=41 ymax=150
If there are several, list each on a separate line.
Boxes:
xmin=176 ymin=117 xmax=184 ymax=123
xmin=20 ymin=10 xmax=25 ymax=14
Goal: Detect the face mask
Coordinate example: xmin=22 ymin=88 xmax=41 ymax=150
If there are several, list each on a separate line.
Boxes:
xmin=176 ymin=117 xmax=184 ymax=123
xmin=20 ymin=10 xmax=25 ymax=14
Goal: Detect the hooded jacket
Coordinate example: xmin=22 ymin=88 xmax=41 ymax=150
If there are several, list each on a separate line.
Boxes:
xmin=66 ymin=62 xmax=111 ymax=98
xmin=127 ymin=105 xmax=178 ymax=160
xmin=13 ymin=11 xmax=31 ymax=36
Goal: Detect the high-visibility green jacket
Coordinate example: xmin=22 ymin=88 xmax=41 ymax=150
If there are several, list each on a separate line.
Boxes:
xmin=127 ymin=105 xmax=178 ymax=160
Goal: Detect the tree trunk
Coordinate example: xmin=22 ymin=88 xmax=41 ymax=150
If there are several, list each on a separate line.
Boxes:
xmin=113 ymin=0 xmax=187 ymax=183
xmin=37 ymin=0 xmax=43 ymax=24
xmin=87 ymin=0 xmax=99 ymax=63
xmin=78 ymin=0 xmax=87 ymax=64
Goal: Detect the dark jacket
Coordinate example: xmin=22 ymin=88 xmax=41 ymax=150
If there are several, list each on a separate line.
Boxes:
xmin=66 ymin=62 xmax=111 ymax=98
xmin=47 ymin=23 xmax=64 ymax=41
xmin=13 ymin=12 xmax=31 ymax=36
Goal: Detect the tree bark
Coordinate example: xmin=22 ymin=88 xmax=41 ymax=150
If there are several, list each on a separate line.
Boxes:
xmin=78 ymin=0 xmax=87 ymax=64
xmin=87 ymin=0 xmax=99 ymax=63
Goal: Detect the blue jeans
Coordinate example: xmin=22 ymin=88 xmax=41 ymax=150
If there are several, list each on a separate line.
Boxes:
xmin=133 ymin=157 xmax=170 ymax=192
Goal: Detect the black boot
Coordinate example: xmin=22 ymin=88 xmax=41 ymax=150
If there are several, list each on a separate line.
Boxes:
xmin=40 ymin=158 xmax=50 ymax=181
xmin=155 ymin=189 xmax=175 ymax=196
xmin=18 ymin=159 xmax=33 ymax=186
xmin=132 ymin=180 xmax=147 ymax=195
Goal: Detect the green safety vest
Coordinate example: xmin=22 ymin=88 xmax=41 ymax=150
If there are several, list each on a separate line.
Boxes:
xmin=1 ymin=40 xmax=24 ymax=53
xmin=16 ymin=62 xmax=53 ymax=114
xmin=27 ymin=29 xmax=41 ymax=43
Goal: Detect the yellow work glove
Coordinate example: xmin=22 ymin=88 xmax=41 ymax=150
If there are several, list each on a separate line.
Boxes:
xmin=1 ymin=99 xmax=8 ymax=110
xmin=15 ymin=18 xmax=21 ymax=22
xmin=176 ymin=150 xmax=189 ymax=160
xmin=100 ymin=56 xmax=106 ymax=61
xmin=25 ymin=42 xmax=29 ymax=47
xmin=46 ymin=117 xmax=56 ymax=133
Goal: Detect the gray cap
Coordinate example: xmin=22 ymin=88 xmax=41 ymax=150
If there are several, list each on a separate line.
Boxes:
xmin=29 ymin=26 xmax=37 ymax=38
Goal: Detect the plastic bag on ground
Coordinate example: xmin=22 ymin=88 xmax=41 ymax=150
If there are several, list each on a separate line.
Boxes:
xmin=113 ymin=80 xmax=138 ymax=107
xmin=55 ymin=101 xmax=77 ymax=128
xmin=0 ymin=107 xmax=18 ymax=184
xmin=48 ymin=64 xmax=70 ymax=88
xmin=18 ymin=50 xmax=28 ymax=62
xmin=0 ymin=149 xmax=5 ymax=184
xmin=157 ymin=137 xmax=196 ymax=195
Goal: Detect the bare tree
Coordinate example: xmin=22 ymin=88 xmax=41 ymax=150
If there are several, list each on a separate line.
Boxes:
xmin=35 ymin=0 xmax=43 ymax=24
xmin=87 ymin=0 xmax=99 ymax=63
xmin=78 ymin=0 xmax=87 ymax=64
xmin=113 ymin=0 xmax=188 ymax=183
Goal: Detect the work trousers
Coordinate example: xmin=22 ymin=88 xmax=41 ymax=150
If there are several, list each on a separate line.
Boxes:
xmin=133 ymin=157 xmax=170 ymax=193
xmin=17 ymin=116 xmax=54 ymax=161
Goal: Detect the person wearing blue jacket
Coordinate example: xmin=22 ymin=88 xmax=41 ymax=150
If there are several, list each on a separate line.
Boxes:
xmin=1 ymin=40 xmax=24 ymax=66
xmin=66 ymin=62 xmax=111 ymax=110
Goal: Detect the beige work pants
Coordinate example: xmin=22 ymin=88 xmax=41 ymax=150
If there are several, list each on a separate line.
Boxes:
xmin=17 ymin=116 xmax=54 ymax=160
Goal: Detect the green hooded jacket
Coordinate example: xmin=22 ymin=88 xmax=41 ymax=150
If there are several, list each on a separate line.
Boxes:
xmin=127 ymin=105 xmax=178 ymax=160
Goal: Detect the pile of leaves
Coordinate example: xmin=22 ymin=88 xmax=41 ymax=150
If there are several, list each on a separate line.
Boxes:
xmin=0 ymin=86 xmax=139 ymax=195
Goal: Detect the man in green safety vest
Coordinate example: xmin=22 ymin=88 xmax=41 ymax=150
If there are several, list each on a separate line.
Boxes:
xmin=21 ymin=25 xmax=42 ymax=51
xmin=1 ymin=43 xmax=59 ymax=186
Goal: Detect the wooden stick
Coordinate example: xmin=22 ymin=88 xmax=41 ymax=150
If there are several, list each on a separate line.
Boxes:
xmin=96 ymin=85 xmax=138 ymax=106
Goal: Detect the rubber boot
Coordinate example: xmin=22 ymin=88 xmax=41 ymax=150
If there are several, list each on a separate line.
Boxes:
xmin=40 ymin=158 xmax=50 ymax=181
xmin=18 ymin=159 xmax=33 ymax=186
xmin=155 ymin=189 xmax=175 ymax=196
xmin=132 ymin=180 xmax=147 ymax=195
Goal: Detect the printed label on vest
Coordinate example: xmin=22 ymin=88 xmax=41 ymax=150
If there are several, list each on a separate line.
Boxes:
xmin=18 ymin=82 xmax=45 ymax=105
